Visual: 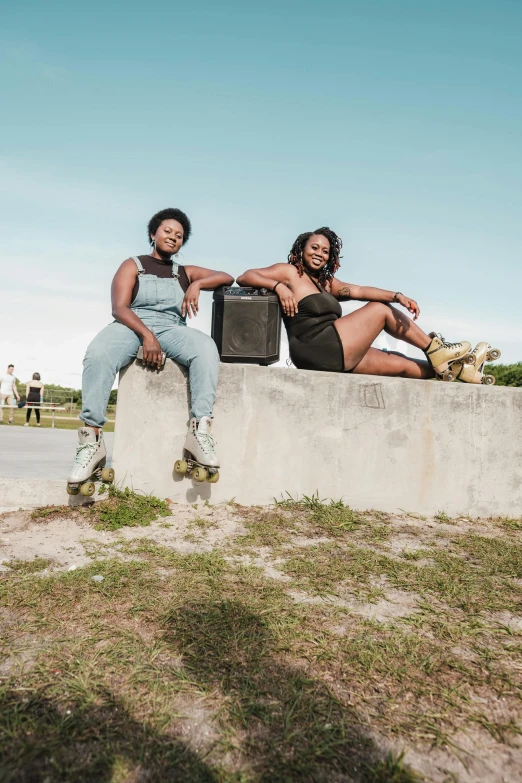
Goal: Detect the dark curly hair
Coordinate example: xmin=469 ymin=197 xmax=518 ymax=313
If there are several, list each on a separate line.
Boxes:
xmin=287 ymin=227 xmax=342 ymax=287
xmin=147 ymin=208 xmax=192 ymax=246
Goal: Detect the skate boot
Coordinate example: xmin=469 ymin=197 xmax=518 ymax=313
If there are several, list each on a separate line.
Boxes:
xmin=449 ymin=342 xmax=501 ymax=385
xmin=66 ymin=427 xmax=114 ymax=497
xmin=174 ymin=416 xmax=220 ymax=483
xmin=425 ymin=332 xmax=472 ymax=381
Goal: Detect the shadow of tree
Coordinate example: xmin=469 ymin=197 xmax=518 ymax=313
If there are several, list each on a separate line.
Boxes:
xmin=163 ymin=598 xmax=410 ymax=783
xmin=0 ymin=685 xmax=219 ymax=783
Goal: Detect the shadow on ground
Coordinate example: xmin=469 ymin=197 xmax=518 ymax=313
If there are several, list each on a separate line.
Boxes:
xmin=163 ymin=598 xmax=415 ymax=783
xmin=0 ymin=686 xmax=219 ymax=783
xmin=0 ymin=598 xmax=417 ymax=782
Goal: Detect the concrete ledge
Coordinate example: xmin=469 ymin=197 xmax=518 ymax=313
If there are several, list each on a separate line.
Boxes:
xmin=112 ymin=361 xmax=522 ymax=516
xmin=0 ymin=479 xmax=71 ymax=509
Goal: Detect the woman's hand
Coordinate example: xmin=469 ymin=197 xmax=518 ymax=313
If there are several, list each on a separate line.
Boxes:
xmin=142 ymin=332 xmax=164 ymax=369
xmin=396 ymin=294 xmax=420 ymax=320
xmin=182 ymin=282 xmax=201 ymax=319
xmin=276 ymin=284 xmax=299 ymax=317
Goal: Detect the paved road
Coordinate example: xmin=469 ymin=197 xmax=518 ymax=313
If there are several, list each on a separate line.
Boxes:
xmin=0 ymin=427 xmax=114 ymax=480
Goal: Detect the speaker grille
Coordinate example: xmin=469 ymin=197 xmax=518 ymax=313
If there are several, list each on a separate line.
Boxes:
xmin=225 ymin=314 xmax=267 ymax=356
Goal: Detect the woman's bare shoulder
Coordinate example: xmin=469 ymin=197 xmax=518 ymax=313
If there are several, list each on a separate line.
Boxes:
xmin=115 ymin=258 xmax=140 ymax=275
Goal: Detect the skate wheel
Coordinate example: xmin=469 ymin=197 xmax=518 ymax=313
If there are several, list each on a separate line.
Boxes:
xmin=488 ymin=348 xmax=501 ymax=361
xmin=442 ymin=369 xmax=455 ymax=382
xmin=80 ymin=481 xmax=96 ymax=497
xmin=463 ymin=354 xmax=476 ymax=365
xmin=66 ymin=484 xmax=80 ymax=496
xmin=174 ymin=459 xmax=188 ymax=475
xmin=192 ymin=467 xmax=208 ymax=482
xmin=101 ymin=467 xmax=114 ymax=483
xmin=482 ymin=375 xmax=495 ymax=385
xmin=207 ymin=471 xmax=220 ymax=484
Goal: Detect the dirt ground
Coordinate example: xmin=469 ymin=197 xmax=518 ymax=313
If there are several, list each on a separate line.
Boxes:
xmin=0 ymin=497 xmax=521 ymax=783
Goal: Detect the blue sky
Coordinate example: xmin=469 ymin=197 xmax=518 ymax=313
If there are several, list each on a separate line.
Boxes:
xmin=1 ymin=0 xmax=521 ymax=386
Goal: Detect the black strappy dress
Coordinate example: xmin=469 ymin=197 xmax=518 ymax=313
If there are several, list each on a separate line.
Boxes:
xmin=283 ymin=275 xmax=345 ymax=372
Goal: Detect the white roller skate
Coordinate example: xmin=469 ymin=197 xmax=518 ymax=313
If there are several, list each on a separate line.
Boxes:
xmin=425 ymin=332 xmax=473 ymax=381
xmin=449 ymin=342 xmax=501 ymax=385
xmin=67 ymin=427 xmax=114 ymax=497
xmin=174 ymin=416 xmax=220 ymax=484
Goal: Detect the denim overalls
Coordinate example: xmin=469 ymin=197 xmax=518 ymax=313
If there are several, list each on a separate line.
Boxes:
xmin=80 ymin=256 xmax=220 ymax=427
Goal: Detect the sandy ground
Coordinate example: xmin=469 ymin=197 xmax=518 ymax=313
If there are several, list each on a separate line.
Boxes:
xmin=1 ymin=502 xmax=521 ymax=783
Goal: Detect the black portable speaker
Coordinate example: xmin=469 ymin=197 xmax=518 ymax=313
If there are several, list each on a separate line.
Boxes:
xmin=212 ymin=287 xmax=281 ymax=365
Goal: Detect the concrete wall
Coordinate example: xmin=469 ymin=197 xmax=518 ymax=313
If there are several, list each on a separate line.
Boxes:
xmin=112 ymin=361 xmax=522 ymax=516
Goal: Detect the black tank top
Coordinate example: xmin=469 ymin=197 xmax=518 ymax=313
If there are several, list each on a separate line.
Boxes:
xmin=283 ymin=273 xmax=342 ymax=340
xmin=27 ymin=385 xmax=42 ymax=403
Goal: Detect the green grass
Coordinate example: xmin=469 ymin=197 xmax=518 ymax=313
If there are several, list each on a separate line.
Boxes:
xmin=0 ymin=409 xmax=115 ymax=431
xmin=3 ymin=557 xmax=53 ymax=575
xmin=1 ymin=493 xmax=521 ymax=781
xmin=31 ymin=486 xmax=170 ymax=531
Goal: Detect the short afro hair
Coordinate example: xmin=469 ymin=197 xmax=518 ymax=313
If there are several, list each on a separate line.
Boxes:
xmin=288 ymin=227 xmax=343 ymax=287
xmin=147 ymin=208 xmax=192 ymax=246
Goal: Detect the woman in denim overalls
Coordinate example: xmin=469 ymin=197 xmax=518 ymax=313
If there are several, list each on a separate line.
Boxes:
xmin=67 ymin=208 xmax=233 ymax=493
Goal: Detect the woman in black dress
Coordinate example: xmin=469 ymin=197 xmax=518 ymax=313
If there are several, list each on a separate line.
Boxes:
xmin=237 ymin=227 xmax=473 ymax=379
xmin=25 ymin=373 xmax=44 ymax=426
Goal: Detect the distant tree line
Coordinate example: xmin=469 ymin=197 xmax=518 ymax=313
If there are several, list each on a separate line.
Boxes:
xmin=484 ymin=362 xmax=522 ymax=387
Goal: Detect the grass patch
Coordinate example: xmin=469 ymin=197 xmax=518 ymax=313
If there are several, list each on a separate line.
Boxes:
xmin=30 ymin=486 xmax=170 ymax=531
xmin=2 ymin=408 xmax=115 ymax=431
xmin=275 ymin=492 xmax=370 ymax=537
xmin=434 ymin=511 xmax=455 ymax=524
xmin=366 ymin=752 xmax=422 ymax=782
xmin=3 ymin=557 xmax=53 ymax=575
xmin=0 ymin=554 xmax=425 ymax=782
xmin=2 ymin=497 xmax=521 ymax=781
xmin=95 ymin=486 xmax=170 ymax=531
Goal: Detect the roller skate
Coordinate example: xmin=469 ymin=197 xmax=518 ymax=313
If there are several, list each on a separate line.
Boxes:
xmin=66 ymin=427 xmax=114 ymax=497
xmin=174 ymin=416 xmax=220 ymax=483
xmin=448 ymin=342 xmax=501 ymax=385
xmin=425 ymin=332 xmax=473 ymax=381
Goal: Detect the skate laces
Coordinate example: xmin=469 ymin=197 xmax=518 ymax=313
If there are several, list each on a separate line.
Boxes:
xmin=434 ymin=333 xmax=463 ymax=350
xmin=73 ymin=442 xmax=97 ymax=467
xmin=196 ymin=430 xmax=216 ymax=456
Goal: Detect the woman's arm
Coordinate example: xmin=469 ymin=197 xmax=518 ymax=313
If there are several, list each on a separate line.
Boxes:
xmin=237 ymin=264 xmax=299 ymax=317
xmin=111 ymin=259 xmax=164 ymax=368
xmin=236 ymin=263 xmax=293 ymax=290
xmin=330 ymin=278 xmax=420 ymax=319
xmin=40 ymin=385 xmax=45 ymax=400
xmin=182 ymin=265 xmax=234 ymax=318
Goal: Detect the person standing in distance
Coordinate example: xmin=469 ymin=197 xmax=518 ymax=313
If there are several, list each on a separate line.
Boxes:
xmin=0 ymin=365 xmax=20 ymax=424
xmin=67 ymin=208 xmax=233 ymax=493
xmin=24 ymin=373 xmax=44 ymax=426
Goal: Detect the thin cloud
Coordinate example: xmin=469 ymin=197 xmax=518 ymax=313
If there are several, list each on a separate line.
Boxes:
xmin=0 ymin=40 xmax=68 ymax=83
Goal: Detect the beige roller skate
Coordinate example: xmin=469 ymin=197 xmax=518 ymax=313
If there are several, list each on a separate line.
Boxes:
xmin=425 ymin=332 xmax=472 ymax=381
xmin=449 ymin=342 xmax=501 ymax=385
xmin=174 ymin=416 xmax=220 ymax=483
xmin=67 ymin=427 xmax=115 ymax=497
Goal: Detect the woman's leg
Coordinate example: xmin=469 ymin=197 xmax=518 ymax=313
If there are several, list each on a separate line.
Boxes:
xmin=333 ymin=302 xmax=433 ymax=375
xmin=351 ymin=348 xmax=434 ymax=379
xmin=35 ymin=407 xmax=40 ymax=424
xmin=156 ymin=325 xmax=220 ymax=419
xmin=80 ymin=322 xmax=141 ymax=427
xmin=26 ymin=407 xmax=32 ymax=423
